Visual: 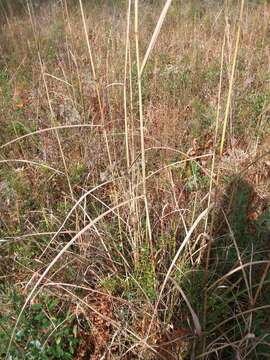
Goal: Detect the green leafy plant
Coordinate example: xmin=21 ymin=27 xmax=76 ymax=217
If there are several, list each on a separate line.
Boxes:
xmin=0 ymin=291 xmax=80 ymax=360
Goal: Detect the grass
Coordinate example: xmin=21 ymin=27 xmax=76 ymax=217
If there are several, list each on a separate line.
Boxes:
xmin=1 ymin=0 xmax=270 ymax=358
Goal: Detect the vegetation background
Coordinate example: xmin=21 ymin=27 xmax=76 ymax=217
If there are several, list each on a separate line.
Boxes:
xmin=0 ymin=0 xmax=270 ymax=359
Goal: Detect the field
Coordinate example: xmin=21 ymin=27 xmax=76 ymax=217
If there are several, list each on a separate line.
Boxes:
xmin=0 ymin=0 xmax=270 ymax=359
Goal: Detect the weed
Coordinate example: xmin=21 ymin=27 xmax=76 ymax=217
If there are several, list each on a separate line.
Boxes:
xmin=0 ymin=290 xmax=79 ymax=360
xmin=1 ymin=1 xmax=270 ymax=358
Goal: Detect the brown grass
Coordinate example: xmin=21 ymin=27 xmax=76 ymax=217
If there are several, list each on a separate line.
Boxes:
xmin=1 ymin=0 xmax=270 ymax=359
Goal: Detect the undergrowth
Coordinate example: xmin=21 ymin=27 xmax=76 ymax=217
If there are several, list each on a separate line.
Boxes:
xmin=1 ymin=0 xmax=270 ymax=359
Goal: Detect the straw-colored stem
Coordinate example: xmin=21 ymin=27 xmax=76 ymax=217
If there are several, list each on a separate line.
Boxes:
xmin=134 ymin=0 xmax=152 ymax=256
xmin=202 ymin=33 xmax=226 ymax=354
xmin=124 ymin=0 xmax=131 ymax=169
xmin=134 ymin=0 xmax=146 ymax=197
xmin=220 ymin=0 xmax=245 ymax=155
xmin=78 ymin=0 xmax=113 ymax=169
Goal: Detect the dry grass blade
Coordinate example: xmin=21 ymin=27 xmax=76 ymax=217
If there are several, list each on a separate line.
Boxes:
xmin=123 ymin=0 xmax=132 ymax=169
xmin=6 ymin=196 xmax=144 ymax=358
xmin=135 ymin=0 xmax=152 ymax=250
xmin=207 ymin=260 xmax=269 ymax=291
xmin=0 ymin=158 xmax=64 ymax=175
xmin=39 ymin=177 xmax=122 ymax=257
xmin=139 ymin=0 xmax=173 ymax=77
xmin=222 ymin=210 xmax=252 ymax=302
xmin=78 ymin=0 xmax=97 ymax=82
xmin=220 ymin=0 xmax=245 ymax=155
xmin=0 ymin=124 xmax=101 ymax=149
xmin=207 ymin=304 xmax=270 ymax=337
xmin=135 ymin=0 xmax=145 ymax=193
xmin=147 ymin=205 xmax=213 ymax=337
xmin=170 ymin=277 xmax=202 ymax=336
xmin=253 ymin=258 xmax=270 ymax=305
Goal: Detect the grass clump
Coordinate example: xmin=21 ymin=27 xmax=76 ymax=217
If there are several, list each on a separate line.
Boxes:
xmin=1 ymin=0 xmax=270 ymax=359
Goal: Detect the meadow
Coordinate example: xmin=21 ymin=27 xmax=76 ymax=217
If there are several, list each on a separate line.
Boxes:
xmin=0 ymin=0 xmax=270 ymax=358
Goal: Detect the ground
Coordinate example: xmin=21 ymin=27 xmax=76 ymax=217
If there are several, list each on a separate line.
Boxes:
xmin=0 ymin=0 xmax=270 ymax=359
